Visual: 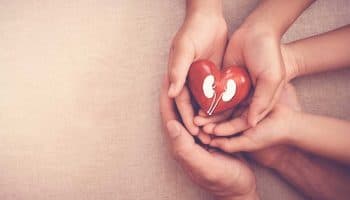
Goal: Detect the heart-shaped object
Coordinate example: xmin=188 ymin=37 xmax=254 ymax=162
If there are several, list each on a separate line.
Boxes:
xmin=188 ymin=59 xmax=251 ymax=116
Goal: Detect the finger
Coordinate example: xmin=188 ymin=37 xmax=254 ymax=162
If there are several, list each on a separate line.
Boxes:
xmin=212 ymin=111 xmax=250 ymax=136
xmin=202 ymin=123 xmax=216 ymax=134
xmin=223 ymin=38 xmax=242 ymax=68
xmin=252 ymin=81 xmax=284 ymax=125
xmin=209 ymin=135 xmax=256 ymax=153
xmin=248 ymin=75 xmax=284 ymax=126
xmin=166 ymin=120 xmax=215 ymax=174
xmin=160 ymin=75 xmax=178 ymax=124
xmin=168 ymin=38 xmax=195 ymax=97
xmin=197 ymin=131 xmax=212 ymax=145
xmin=175 ymin=86 xmax=199 ymax=135
xmin=209 ymin=39 xmax=226 ymax=68
xmin=198 ymin=110 xmax=207 ymax=117
xmin=194 ymin=110 xmax=232 ymax=126
xmin=160 ymin=75 xmax=226 ymax=179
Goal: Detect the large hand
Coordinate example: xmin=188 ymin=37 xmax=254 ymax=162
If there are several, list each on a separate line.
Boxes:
xmin=160 ymin=77 xmax=258 ymax=200
xmin=167 ymin=6 xmax=228 ymax=136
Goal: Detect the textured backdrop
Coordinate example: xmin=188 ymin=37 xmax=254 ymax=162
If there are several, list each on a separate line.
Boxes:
xmin=0 ymin=0 xmax=349 ymax=199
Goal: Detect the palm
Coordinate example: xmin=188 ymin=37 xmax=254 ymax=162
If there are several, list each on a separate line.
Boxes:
xmin=173 ymin=14 xmax=227 ymax=67
xmin=223 ymin=30 xmax=286 ymax=125
xmin=186 ymin=148 xmax=256 ymax=198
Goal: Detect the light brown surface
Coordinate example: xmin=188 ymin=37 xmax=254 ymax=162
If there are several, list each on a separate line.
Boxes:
xmin=0 ymin=0 xmax=349 ymax=199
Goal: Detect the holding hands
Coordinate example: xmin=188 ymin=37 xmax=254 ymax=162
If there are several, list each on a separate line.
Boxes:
xmin=162 ymin=0 xmax=350 ymax=199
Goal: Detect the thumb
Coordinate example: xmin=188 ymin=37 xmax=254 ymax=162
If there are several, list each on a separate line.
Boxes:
xmin=223 ymin=38 xmax=241 ymax=68
xmin=168 ymin=38 xmax=195 ymax=97
xmin=166 ymin=120 xmax=214 ymax=171
xmin=248 ymin=76 xmax=284 ymax=126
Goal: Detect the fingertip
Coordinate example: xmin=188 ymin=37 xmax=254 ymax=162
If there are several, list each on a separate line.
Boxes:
xmin=193 ymin=116 xmax=208 ymax=126
xmin=189 ymin=125 xmax=200 ymax=136
xmin=203 ymin=123 xmax=215 ymax=134
xmin=193 ymin=116 xmax=201 ymax=126
xmin=197 ymin=132 xmax=211 ymax=145
xmin=168 ymin=83 xmax=179 ymax=97
xmin=198 ymin=110 xmax=207 ymax=117
xmin=166 ymin=120 xmax=181 ymax=139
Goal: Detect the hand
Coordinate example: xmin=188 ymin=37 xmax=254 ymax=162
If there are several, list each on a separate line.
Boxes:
xmin=167 ymin=5 xmax=228 ymax=135
xmin=209 ymin=84 xmax=300 ymax=153
xmin=223 ymin=27 xmax=289 ymax=126
xmin=194 ymin=42 xmax=298 ymax=136
xmin=160 ymin=76 xmax=258 ymax=200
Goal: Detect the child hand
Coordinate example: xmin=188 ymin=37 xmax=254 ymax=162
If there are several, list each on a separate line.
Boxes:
xmin=209 ymin=84 xmax=301 ymax=153
xmin=222 ymin=27 xmax=295 ymax=126
xmin=195 ymin=41 xmax=298 ymax=135
xmin=167 ymin=6 xmax=227 ymax=135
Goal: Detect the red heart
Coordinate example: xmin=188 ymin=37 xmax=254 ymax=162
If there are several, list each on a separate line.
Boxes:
xmin=188 ymin=60 xmax=251 ymax=116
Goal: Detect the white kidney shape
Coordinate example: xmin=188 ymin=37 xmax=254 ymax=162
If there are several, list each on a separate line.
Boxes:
xmin=222 ymin=79 xmax=236 ymax=102
xmin=202 ymin=75 xmax=215 ymax=98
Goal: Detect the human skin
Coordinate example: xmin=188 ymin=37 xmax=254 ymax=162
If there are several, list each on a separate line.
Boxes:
xmin=160 ymin=76 xmax=259 ymax=200
xmin=192 ymin=0 xmax=315 ymax=128
xmin=168 ymin=0 xmax=314 ymax=144
xmin=167 ymin=0 xmax=228 ymax=139
xmin=208 ymin=25 xmax=350 ymax=165
xmin=193 ymin=0 xmax=315 ymax=135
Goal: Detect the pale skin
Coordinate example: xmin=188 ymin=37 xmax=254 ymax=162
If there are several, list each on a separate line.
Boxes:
xmin=208 ymin=25 xmax=350 ymax=166
xmin=166 ymin=0 xmax=350 ymax=199
xmin=168 ymin=0 xmax=315 ymax=137
xmin=168 ymin=0 xmax=315 ymax=144
xmin=160 ymin=76 xmax=259 ymax=200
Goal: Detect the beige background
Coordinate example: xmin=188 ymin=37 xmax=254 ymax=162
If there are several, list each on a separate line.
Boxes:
xmin=0 ymin=0 xmax=349 ymax=199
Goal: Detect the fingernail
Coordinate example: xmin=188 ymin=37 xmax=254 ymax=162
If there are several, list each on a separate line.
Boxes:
xmin=168 ymin=83 xmax=176 ymax=97
xmin=167 ymin=121 xmax=180 ymax=138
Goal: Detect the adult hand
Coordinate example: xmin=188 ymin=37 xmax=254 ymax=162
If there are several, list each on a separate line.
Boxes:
xmin=167 ymin=1 xmax=228 ymax=136
xmin=160 ymin=76 xmax=258 ymax=200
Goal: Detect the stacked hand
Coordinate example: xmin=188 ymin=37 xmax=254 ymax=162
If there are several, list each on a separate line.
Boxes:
xmin=163 ymin=1 xmax=301 ymax=198
xmin=161 ymin=77 xmax=258 ymax=200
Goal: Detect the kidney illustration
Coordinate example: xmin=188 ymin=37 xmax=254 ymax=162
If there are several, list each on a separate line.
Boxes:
xmin=188 ymin=60 xmax=251 ymax=115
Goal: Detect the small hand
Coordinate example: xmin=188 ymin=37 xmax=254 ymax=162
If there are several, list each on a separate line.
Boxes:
xmin=160 ymin=76 xmax=258 ymax=200
xmin=209 ymin=84 xmax=300 ymax=153
xmin=195 ymin=42 xmax=298 ymax=136
xmin=223 ymin=27 xmax=288 ymax=126
xmin=167 ymin=9 xmax=228 ymax=135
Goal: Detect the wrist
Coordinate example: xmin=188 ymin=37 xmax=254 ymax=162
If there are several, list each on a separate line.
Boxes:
xmin=186 ymin=0 xmax=223 ymax=17
xmin=280 ymin=43 xmax=303 ymax=81
xmin=269 ymin=147 xmax=300 ymax=172
xmin=239 ymin=18 xmax=281 ymax=40
xmin=281 ymin=42 xmax=306 ymax=80
xmin=285 ymin=111 xmax=305 ymax=147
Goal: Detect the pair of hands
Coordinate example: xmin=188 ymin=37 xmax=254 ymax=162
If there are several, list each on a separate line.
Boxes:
xmin=162 ymin=8 xmax=301 ymax=200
